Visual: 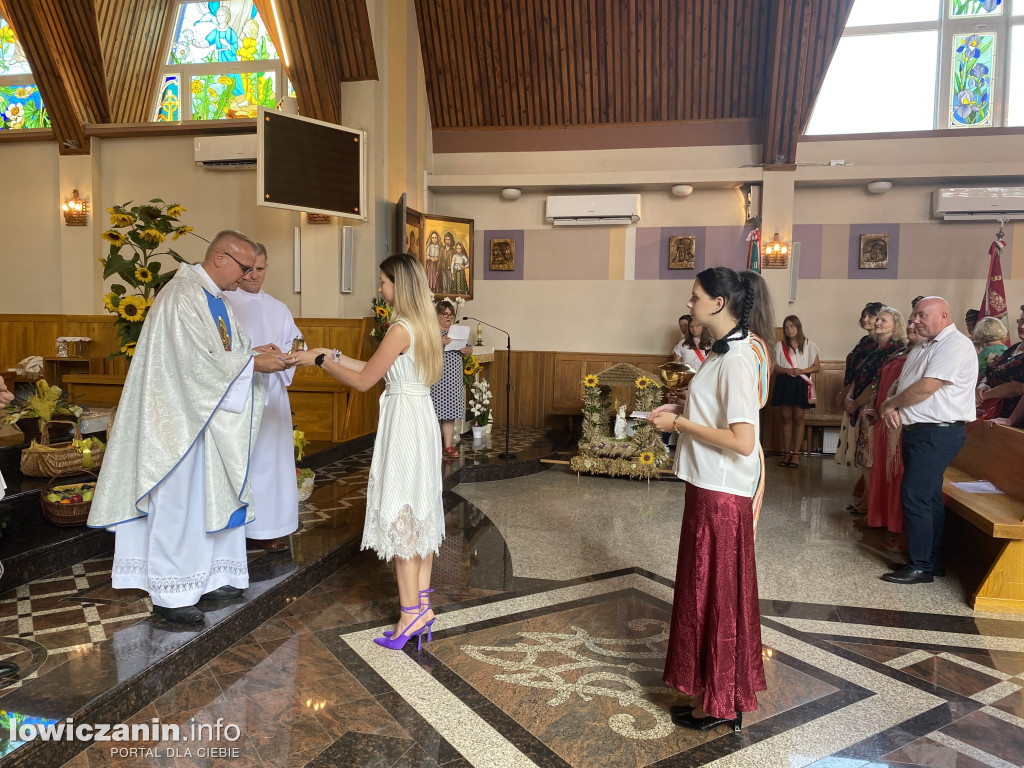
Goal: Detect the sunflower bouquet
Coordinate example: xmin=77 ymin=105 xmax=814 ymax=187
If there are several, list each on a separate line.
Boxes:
xmin=100 ymin=199 xmax=192 ymax=363
xmin=369 ymin=295 xmax=393 ymax=344
xmin=463 ymin=354 xmax=481 ymax=387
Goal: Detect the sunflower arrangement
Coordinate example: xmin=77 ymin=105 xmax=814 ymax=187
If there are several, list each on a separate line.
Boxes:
xmin=100 ymin=199 xmax=192 ymax=363
xmin=570 ymin=372 xmax=669 ymax=480
xmin=369 ymin=295 xmax=393 ymax=344
xmin=580 ymin=374 xmax=609 ymax=444
xmin=463 ymin=355 xmax=481 ymax=387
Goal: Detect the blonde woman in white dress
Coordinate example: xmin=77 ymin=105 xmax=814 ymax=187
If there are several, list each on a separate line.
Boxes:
xmin=289 ymin=253 xmax=443 ymax=650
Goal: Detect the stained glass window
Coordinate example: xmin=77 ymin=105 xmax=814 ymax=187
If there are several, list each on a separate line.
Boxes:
xmin=154 ymin=75 xmax=181 ymax=121
xmin=0 ymin=17 xmax=31 ymax=75
xmin=167 ymin=2 xmax=277 ymax=65
xmin=949 ymin=33 xmax=995 ymax=126
xmin=0 ymin=15 xmax=51 ymax=130
xmin=950 ymin=0 xmax=1003 ymax=17
xmin=152 ymin=1 xmax=285 ymax=122
xmin=189 ymin=72 xmax=275 ymax=120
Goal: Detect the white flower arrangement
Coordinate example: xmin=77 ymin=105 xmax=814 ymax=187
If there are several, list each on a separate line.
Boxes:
xmin=468 ymin=379 xmax=491 ymax=427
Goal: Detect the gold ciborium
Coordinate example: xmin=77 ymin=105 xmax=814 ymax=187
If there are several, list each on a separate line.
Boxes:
xmin=658 ymin=362 xmax=697 ymax=399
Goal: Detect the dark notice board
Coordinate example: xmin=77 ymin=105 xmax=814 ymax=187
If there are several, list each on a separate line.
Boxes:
xmin=260 ymin=110 xmax=362 ymax=217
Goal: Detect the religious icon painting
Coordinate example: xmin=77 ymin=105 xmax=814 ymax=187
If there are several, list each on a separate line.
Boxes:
xmin=489 ymin=239 xmax=515 ymax=271
xmin=668 ymin=236 xmax=696 ymax=269
xmin=859 ymin=234 xmax=889 ymax=269
xmin=422 ymin=214 xmax=474 ymax=300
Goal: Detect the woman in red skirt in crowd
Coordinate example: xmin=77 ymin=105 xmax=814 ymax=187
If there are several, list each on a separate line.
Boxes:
xmin=864 ymin=318 xmax=921 ymax=549
xmin=649 ymin=266 xmax=775 ymax=732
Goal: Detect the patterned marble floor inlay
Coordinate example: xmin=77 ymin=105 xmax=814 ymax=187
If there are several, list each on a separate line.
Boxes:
xmin=21 ymin=452 xmax=1024 ymax=768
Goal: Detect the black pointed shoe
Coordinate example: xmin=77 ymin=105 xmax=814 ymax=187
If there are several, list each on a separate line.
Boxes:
xmin=889 ymin=562 xmax=945 ymax=577
xmin=0 ymin=661 xmax=19 ymax=678
xmin=153 ymin=604 xmax=205 ymax=623
xmin=882 ymin=565 xmax=933 ymax=584
xmin=669 ymin=705 xmax=694 ymax=718
xmin=672 ymin=710 xmax=743 ymax=732
xmin=201 ymin=586 xmax=244 ymax=601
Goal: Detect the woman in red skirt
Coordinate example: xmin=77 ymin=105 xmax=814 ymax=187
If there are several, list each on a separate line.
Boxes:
xmin=649 ymin=267 xmax=775 ymax=732
xmin=865 ymin=322 xmax=920 ymax=543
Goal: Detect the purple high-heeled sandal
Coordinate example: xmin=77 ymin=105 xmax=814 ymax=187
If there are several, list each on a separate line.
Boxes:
xmin=374 ymin=603 xmax=430 ymax=650
xmin=383 ymin=589 xmax=436 ymax=639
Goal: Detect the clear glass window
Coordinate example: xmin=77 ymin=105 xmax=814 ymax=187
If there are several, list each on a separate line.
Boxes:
xmin=846 ymin=0 xmax=941 ymax=27
xmin=806 ymin=31 xmax=939 ymax=134
xmin=1007 ymin=24 xmax=1024 ymax=123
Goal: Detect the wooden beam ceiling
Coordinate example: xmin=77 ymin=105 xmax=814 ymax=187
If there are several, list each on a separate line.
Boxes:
xmin=3 ymin=0 xmax=109 ymax=154
xmin=414 ymin=0 xmax=774 ymax=128
xmin=95 ymin=0 xmax=173 ymax=124
xmin=762 ymin=0 xmax=856 ymax=167
xmin=254 ymin=0 xmax=377 ymax=126
xmin=415 ymin=0 xmax=852 ymax=169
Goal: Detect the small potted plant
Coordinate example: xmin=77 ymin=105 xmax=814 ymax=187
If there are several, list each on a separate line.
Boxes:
xmin=293 ymin=428 xmax=315 ymax=501
xmin=468 ymin=380 xmax=491 ymax=440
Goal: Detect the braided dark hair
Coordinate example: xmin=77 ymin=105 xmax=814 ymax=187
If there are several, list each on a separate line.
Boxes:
xmin=696 ymin=267 xmax=751 ymax=354
xmin=696 ymin=267 xmax=774 ymax=354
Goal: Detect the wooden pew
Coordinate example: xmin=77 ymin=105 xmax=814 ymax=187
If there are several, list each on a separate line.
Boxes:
xmin=942 ymin=423 xmax=1024 ymax=614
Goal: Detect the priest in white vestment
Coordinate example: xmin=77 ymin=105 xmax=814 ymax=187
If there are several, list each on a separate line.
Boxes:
xmin=225 ymin=244 xmax=301 ymax=551
xmin=88 ymin=231 xmax=292 ymax=623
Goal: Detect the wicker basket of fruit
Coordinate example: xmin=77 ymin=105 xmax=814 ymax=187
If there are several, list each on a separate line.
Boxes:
xmin=41 ymin=472 xmax=97 ymax=527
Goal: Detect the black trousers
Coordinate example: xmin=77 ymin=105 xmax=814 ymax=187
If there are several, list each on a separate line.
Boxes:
xmin=900 ymin=423 xmax=967 ymax=571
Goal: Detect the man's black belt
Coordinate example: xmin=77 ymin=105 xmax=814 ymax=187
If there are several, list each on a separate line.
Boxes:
xmin=902 ymin=421 xmax=967 ymax=432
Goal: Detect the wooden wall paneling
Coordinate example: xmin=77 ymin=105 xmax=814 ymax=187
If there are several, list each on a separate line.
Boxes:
xmin=0 ymin=315 xmax=62 ymax=370
xmin=341 ymin=317 xmax=381 ymax=440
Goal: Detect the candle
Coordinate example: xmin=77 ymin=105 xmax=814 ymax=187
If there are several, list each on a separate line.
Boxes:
xmin=476 ymin=323 xmax=483 ymax=346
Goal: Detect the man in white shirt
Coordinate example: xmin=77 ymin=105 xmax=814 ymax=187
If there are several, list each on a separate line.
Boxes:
xmin=225 ymin=244 xmax=301 ymax=552
xmin=878 ymin=297 xmax=977 ymax=585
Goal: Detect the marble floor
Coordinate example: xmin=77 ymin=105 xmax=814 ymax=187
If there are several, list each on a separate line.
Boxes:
xmin=22 ymin=451 xmax=1024 ymax=767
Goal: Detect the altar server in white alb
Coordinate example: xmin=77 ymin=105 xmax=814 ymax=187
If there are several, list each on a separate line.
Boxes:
xmin=225 ymin=243 xmax=301 ymax=552
xmin=88 ymin=231 xmax=290 ymax=623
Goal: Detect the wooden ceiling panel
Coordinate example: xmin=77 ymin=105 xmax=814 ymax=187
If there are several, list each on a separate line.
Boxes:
xmin=96 ymin=0 xmax=172 ymax=124
xmin=414 ymin=0 xmax=778 ymax=130
xmin=762 ymin=0 xmax=856 ymax=166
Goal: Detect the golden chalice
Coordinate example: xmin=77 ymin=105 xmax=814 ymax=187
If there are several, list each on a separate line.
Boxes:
xmin=658 ymin=362 xmax=697 ymax=401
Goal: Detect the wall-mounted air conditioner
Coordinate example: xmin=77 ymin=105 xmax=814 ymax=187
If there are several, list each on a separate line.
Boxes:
xmin=545 ymin=194 xmax=641 ymax=226
xmin=193 ymin=134 xmax=257 ymax=170
xmin=933 ymin=187 xmax=1024 ymax=220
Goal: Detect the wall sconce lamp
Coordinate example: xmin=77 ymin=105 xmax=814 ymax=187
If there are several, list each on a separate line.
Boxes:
xmin=867 ymin=180 xmax=893 ymax=194
xmin=62 ymin=190 xmax=88 ymax=226
xmin=670 ymin=184 xmax=694 ymax=197
xmin=763 ymin=232 xmax=790 ymax=268
xmin=500 ymin=187 xmax=522 ymax=200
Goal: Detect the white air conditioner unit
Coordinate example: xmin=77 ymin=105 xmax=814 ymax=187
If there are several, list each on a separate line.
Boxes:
xmin=545 ymin=194 xmax=641 ymax=226
xmin=193 ymin=134 xmax=257 ymax=170
xmin=933 ymin=187 xmax=1024 ymax=220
